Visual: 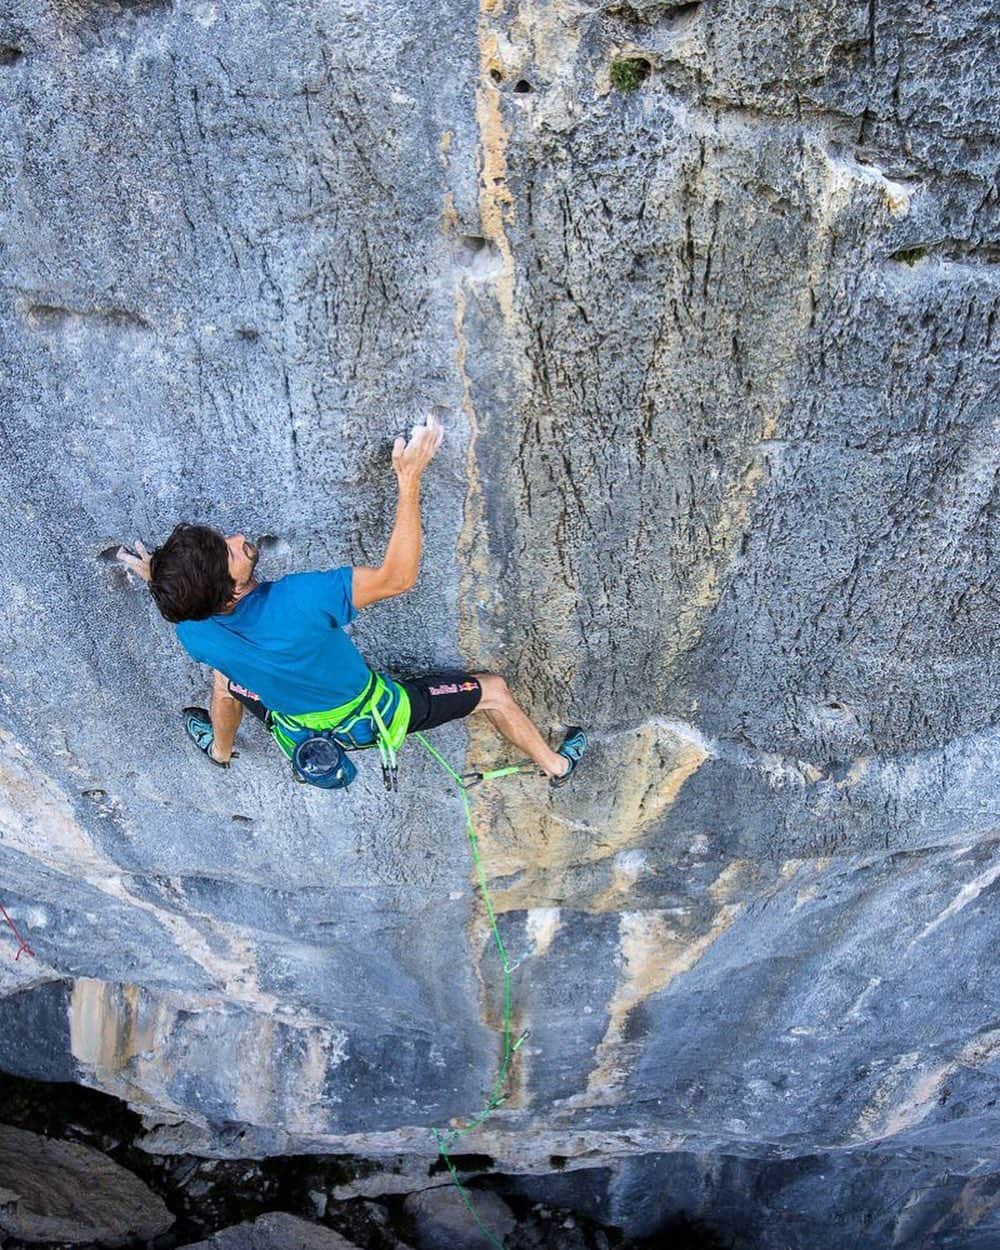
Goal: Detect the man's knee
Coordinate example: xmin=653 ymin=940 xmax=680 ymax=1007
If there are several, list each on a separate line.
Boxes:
xmin=212 ymin=670 xmax=238 ymax=701
xmin=474 ymin=672 xmax=512 ymax=712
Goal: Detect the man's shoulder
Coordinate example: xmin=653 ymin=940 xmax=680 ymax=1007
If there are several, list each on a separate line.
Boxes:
xmin=175 ymin=616 xmax=208 ymax=640
xmin=269 ymin=566 xmax=356 ymax=626
xmin=175 ymin=589 xmax=264 ymax=634
xmin=277 ymin=566 xmax=352 ymax=581
xmin=264 ymin=570 xmax=313 ymax=601
xmin=174 ymin=614 xmax=220 ymax=664
xmin=272 ymin=566 xmax=353 ymax=597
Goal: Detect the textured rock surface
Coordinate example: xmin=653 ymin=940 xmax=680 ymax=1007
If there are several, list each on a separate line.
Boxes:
xmin=404 ymin=1186 xmax=516 ymax=1250
xmin=0 ymin=1123 xmax=173 ymax=1244
xmin=178 ymin=1213 xmax=364 ymax=1250
xmin=0 ymin=0 xmax=998 ymax=1247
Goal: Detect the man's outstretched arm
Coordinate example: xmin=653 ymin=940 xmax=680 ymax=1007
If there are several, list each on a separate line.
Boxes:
xmin=353 ymin=413 xmax=444 ymax=610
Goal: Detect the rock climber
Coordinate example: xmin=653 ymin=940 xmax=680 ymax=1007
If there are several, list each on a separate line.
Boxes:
xmin=117 ymin=414 xmax=586 ymax=789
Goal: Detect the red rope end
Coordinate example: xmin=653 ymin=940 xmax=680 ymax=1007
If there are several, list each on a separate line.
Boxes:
xmin=1 ymin=903 xmax=35 ymax=960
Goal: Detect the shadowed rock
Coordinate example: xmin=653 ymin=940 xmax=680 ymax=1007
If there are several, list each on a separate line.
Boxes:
xmin=178 ymin=1213 xmax=367 ymax=1250
xmin=0 ymin=1123 xmax=173 ymax=1244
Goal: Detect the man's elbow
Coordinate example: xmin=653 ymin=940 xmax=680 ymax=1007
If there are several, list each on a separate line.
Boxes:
xmin=391 ymin=570 xmax=418 ymax=596
xmin=371 ymin=568 xmax=417 ymax=602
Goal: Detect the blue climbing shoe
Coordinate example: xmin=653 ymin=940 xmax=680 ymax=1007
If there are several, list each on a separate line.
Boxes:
xmin=182 ymin=706 xmax=234 ymax=768
xmin=550 ymin=726 xmax=587 ymax=788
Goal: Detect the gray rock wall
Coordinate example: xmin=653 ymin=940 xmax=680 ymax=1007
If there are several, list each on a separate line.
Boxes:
xmin=0 ymin=1 xmax=998 ymax=1246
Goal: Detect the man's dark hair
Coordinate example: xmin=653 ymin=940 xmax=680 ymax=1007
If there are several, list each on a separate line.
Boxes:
xmin=149 ymin=524 xmax=235 ymax=623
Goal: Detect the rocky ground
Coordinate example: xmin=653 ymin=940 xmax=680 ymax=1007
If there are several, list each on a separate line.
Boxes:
xmin=0 ymin=1076 xmax=729 ymax=1250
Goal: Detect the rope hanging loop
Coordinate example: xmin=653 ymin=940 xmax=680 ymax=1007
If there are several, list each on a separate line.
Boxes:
xmin=413 ymin=732 xmax=534 ymax=1250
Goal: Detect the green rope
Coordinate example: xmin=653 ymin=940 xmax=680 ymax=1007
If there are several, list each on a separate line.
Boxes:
xmin=414 ymin=731 xmax=531 ymax=1250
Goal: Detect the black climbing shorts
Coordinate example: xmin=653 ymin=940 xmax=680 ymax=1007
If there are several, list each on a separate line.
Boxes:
xmin=227 ymin=680 xmax=271 ymax=724
xmin=226 ymin=673 xmax=482 ymax=735
xmin=398 ymin=672 xmax=483 ymax=733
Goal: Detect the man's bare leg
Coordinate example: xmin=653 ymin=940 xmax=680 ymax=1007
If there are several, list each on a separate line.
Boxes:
xmin=210 ymin=670 xmax=243 ymax=764
xmin=473 ymin=673 xmax=569 ymax=779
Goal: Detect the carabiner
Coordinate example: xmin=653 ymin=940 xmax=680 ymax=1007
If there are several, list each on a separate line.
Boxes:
xmin=378 ymin=734 xmax=399 ymax=791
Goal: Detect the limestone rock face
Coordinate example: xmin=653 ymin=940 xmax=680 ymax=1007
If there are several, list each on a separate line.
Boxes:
xmin=0 ymin=0 xmax=998 ymax=1247
xmin=0 ymin=1123 xmax=173 ymax=1244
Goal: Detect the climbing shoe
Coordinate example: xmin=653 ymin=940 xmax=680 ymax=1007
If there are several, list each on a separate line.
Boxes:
xmin=182 ymin=706 xmax=235 ymax=769
xmin=550 ymin=726 xmax=587 ymax=788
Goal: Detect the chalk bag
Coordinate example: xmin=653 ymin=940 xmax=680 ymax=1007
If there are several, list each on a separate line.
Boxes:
xmin=292 ymin=736 xmax=357 ymax=789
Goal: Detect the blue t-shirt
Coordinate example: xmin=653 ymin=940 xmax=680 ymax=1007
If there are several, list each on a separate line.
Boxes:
xmin=175 ymin=566 xmax=370 ymax=716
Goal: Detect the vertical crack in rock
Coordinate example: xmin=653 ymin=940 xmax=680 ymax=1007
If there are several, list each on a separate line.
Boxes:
xmin=475 ymin=23 xmax=516 ymax=324
xmin=452 ymin=0 xmax=518 ymax=678
xmin=452 ymin=280 xmax=488 ymax=668
xmin=447 ymin=0 xmax=546 ymax=1106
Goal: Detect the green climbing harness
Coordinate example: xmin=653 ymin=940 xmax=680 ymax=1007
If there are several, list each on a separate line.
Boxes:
xmin=270 ymin=670 xmax=411 ymax=790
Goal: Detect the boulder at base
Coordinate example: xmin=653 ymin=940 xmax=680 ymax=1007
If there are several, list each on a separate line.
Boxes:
xmin=178 ymin=1212 xmax=367 ymax=1250
xmin=0 ymin=1123 xmax=173 ymax=1245
xmin=404 ymin=1186 xmax=517 ymax=1250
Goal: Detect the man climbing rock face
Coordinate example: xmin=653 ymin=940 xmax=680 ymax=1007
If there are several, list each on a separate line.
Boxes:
xmin=117 ymin=415 xmax=586 ymax=788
